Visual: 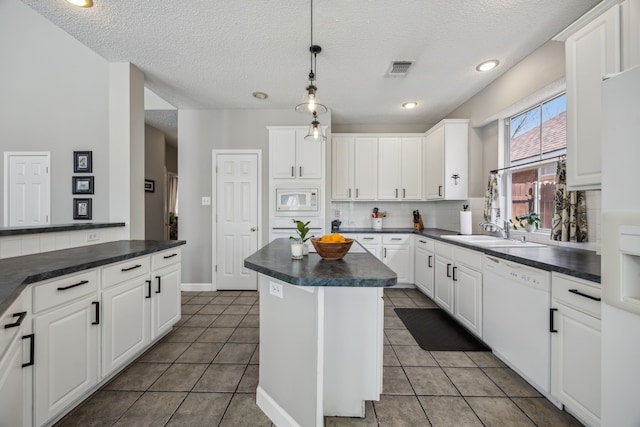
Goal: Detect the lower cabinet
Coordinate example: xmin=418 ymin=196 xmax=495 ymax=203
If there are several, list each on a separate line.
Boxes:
xmin=151 ymin=263 xmax=181 ymax=340
xmin=551 ymin=273 xmax=601 ymax=427
xmin=382 ymin=235 xmax=413 ymax=284
xmin=33 ymin=294 xmax=100 ymax=426
xmin=432 ymin=242 xmax=482 ymax=337
xmin=414 ymin=237 xmax=435 ymax=298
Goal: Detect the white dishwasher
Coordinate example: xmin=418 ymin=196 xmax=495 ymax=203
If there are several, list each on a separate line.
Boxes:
xmin=483 ymin=255 xmax=552 ymax=394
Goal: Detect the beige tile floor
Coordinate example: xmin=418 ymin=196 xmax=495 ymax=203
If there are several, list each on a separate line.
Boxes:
xmin=56 ymin=288 xmax=583 ymax=426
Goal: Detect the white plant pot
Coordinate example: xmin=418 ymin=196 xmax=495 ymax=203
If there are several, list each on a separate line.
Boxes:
xmin=524 ymin=223 xmax=536 ymax=233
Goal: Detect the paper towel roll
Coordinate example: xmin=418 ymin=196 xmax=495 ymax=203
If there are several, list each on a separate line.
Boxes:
xmin=460 ymin=211 xmax=472 ymax=235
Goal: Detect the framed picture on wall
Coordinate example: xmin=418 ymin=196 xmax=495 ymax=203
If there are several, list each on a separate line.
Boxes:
xmin=72 ymin=176 xmax=94 ymax=194
xmin=73 ymin=198 xmax=92 ymax=220
xmin=73 ymin=151 xmax=92 ymax=173
xmin=144 ymin=179 xmax=155 ymax=192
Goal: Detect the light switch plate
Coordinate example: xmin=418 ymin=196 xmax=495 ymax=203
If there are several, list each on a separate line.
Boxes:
xmin=202 ymin=196 xmax=211 ymax=206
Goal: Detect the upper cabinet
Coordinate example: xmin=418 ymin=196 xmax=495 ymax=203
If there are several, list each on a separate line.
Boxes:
xmin=557 ymin=0 xmax=639 ymax=191
xmin=424 ymin=119 xmax=469 ymax=201
xmin=269 ymin=127 xmax=324 ymax=180
xmin=331 ymin=135 xmax=378 ymax=201
xmin=377 ymin=137 xmax=422 ymax=200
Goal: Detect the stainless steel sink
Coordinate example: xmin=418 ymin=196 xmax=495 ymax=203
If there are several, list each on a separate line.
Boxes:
xmin=440 ymin=234 xmax=546 ymax=248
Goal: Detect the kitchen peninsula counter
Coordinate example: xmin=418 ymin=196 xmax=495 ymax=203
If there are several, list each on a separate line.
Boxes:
xmin=244 ymin=238 xmax=395 ymax=427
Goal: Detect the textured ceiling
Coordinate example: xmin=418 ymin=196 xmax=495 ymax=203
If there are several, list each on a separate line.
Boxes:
xmin=21 ymin=0 xmax=597 ymax=130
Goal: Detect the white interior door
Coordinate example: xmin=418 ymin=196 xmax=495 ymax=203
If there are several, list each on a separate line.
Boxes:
xmin=215 ymin=153 xmax=259 ymax=290
xmin=6 ymin=153 xmax=50 ymax=227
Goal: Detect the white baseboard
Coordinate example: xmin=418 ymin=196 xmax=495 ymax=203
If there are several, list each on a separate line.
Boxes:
xmin=181 ymin=283 xmax=214 ymax=292
xmin=256 ymin=385 xmax=301 ymax=427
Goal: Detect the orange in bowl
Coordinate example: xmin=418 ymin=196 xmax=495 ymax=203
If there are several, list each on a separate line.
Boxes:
xmin=311 ymin=237 xmax=353 ymax=260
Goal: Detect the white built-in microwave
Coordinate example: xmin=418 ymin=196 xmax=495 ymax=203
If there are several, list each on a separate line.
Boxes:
xmin=275 ymin=188 xmax=319 ymax=215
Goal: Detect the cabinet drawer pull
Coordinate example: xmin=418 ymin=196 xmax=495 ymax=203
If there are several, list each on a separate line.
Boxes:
xmin=156 ymin=276 xmax=162 ymax=294
xmin=428 ymin=255 xmax=433 ymax=268
xmin=446 ymin=263 xmax=452 ymax=278
xmin=452 ymin=266 xmax=458 ymax=281
xmin=391 ymin=238 xmax=402 ymax=241
xmin=4 ymin=311 xmax=27 ymax=329
xmin=146 ymin=280 xmax=152 ymax=299
xmin=419 ymin=240 xmax=426 ymax=243
xmin=163 ymin=253 xmax=178 ymax=259
xmin=92 ymin=301 xmax=100 ymax=325
xmin=121 ymin=264 xmax=142 ymax=272
xmin=57 ymin=280 xmax=89 ymax=291
xmin=22 ymin=334 xmax=34 ymax=368
xmin=363 ymin=237 xmax=374 ymax=240
xmin=568 ymin=289 xmax=601 ymax=301
xmin=550 ymin=308 xmax=558 ymax=333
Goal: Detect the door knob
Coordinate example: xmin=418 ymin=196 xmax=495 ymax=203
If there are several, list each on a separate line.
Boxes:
xmin=250 ymin=227 xmax=257 ymax=232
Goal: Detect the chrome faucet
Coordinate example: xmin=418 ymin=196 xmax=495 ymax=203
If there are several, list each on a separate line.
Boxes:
xmin=479 ymin=220 xmax=510 ymax=239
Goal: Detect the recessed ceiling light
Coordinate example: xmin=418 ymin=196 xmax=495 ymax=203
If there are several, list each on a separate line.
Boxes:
xmin=476 ymin=60 xmax=499 ymax=72
xmin=66 ymin=0 xmax=93 ymax=7
xmin=252 ymin=91 xmax=269 ymax=100
xmin=402 ymin=101 xmax=418 ymax=109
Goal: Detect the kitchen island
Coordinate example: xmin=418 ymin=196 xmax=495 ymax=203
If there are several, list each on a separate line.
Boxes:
xmin=244 ymin=238 xmax=396 ymax=427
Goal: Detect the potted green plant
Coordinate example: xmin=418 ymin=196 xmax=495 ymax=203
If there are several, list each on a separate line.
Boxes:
xmin=510 ymin=213 xmax=541 ymax=232
xmin=291 ymin=219 xmax=314 ymax=255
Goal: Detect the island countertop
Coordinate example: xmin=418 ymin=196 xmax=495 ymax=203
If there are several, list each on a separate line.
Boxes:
xmin=244 ymin=238 xmax=397 ymax=287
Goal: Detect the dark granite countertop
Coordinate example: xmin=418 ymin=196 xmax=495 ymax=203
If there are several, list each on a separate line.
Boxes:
xmin=0 ymin=240 xmax=186 ymax=315
xmin=0 ymin=222 xmax=126 ymax=237
xmin=244 ymin=238 xmax=397 ymax=287
xmin=338 ymin=227 xmax=601 ymax=283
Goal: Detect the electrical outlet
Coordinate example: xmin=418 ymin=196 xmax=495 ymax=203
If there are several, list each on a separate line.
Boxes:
xmin=269 ymin=282 xmax=283 ymax=299
xmin=86 ymin=232 xmax=99 ymax=242
xmin=202 ymin=196 xmax=211 ymax=206
xmin=335 ymin=209 xmax=340 ymax=218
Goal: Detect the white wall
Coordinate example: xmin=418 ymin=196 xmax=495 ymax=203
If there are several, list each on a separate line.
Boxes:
xmin=0 ymin=0 xmax=110 ymax=225
xmin=145 ymin=124 xmax=166 ymax=240
xmin=178 ymin=109 xmax=331 ymax=284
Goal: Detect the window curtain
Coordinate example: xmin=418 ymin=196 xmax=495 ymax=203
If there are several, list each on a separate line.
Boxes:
xmin=168 ymin=174 xmax=178 ymax=215
xmin=551 ymin=160 xmax=587 ymax=242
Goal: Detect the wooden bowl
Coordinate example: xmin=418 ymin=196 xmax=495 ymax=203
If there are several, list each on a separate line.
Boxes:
xmin=310 ymin=238 xmax=354 ymax=260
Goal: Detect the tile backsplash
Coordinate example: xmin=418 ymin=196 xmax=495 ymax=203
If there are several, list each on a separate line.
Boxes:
xmin=331 ymin=190 xmax=601 ymax=253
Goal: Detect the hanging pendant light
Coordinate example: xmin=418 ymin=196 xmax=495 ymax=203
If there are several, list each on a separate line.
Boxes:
xmin=295 ymin=0 xmax=328 ymax=115
xmin=304 ymin=111 xmax=327 ymax=142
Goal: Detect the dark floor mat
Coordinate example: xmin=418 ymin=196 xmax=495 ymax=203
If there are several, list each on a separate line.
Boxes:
xmin=394 ymin=308 xmax=490 ymax=352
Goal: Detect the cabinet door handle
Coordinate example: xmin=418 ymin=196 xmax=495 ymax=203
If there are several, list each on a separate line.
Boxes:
xmin=395 ymin=188 xmax=398 ymax=198
xmin=446 ymin=263 xmax=452 ymax=278
xmin=419 ymin=240 xmax=426 ymax=244
xmin=356 ymin=188 xmax=359 ymax=198
xmin=22 ymin=334 xmax=34 ymax=368
xmin=92 ymin=301 xmax=100 ymax=325
xmin=146 ymin=280 xmax=152 ymax=299
xmin=291 ymin=166 xmax=294 ymax=177
xmin=57 ymin=280 xmax=89 ymax=291
xmin=391 ymin=238 xmax=402 ymax=241
xmin=550 ymin=308 xmax=558 ymax=333
xmin=363 ymin=237 xmax=374 ymax=240
xmin=4 ymin=311 xmax=27 ymax=329
xmin=156 ymin=276 xmax=162 ymax=294
xmin=299 ymin=166 xmax=302 ymax=177
xmin=384 ymin=248 xmax=387 ymax=258
xmin=403 ymin=188 xmax=406 ymax=198
xmin=568 ymin=289 xmax=601 ymax=301
xmin=121 ymin=264 xmax=142 ymax=272
xmin=163 ymin=253 xmax=178 ymax=259
xmin=452 ymin=266 xmax=458 ymax=281
xmin=428 ymin=255 xmax=432 ymax=268
xmin=438 ymin=185 xmax=443 ymax=197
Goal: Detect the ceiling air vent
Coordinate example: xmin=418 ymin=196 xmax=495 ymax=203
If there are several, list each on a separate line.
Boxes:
xmin=386 ymin=61 xmax=414 ymax=77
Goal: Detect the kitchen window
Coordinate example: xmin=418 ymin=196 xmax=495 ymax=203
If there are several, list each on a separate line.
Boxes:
xmin=505 ymin=93 xmax=567 ymax=230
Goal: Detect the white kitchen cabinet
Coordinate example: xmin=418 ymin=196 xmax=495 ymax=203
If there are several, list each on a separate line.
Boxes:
xmin=382 ymin=235 xmax=413 ymax=284
xmin=551 ymin=273 xmax=601 ymax=427
xmin=101 ymin=276 xmax=150 ymax=377
xmin=151 ymin=263 xmax=181 ymax=340
xmin=562 ymin=5 xmax=621 ymax=191
xmin=424 ymin=119 xmax=468 ymax=200
xmin=33 ymin=293 xmax=100 ymax=426
xmin=343 ymin=234 xmax=382 ymax=259
xmin=377 ymin=137 xmax=422 ymax=200
xmin=452 ymin=250 xmax=483 ymax=338
xmin=331 ymin=136 xmax=378 ymax=201
xmin=0 ymin=289 xmax=32 ymax=427
xmin=434 ymin=242 xmax=454 ymax=313
xmin=414 ymin=236 xmax=435 ymax=298
xmin=269 ymin=127 xmax=324 ymax=180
